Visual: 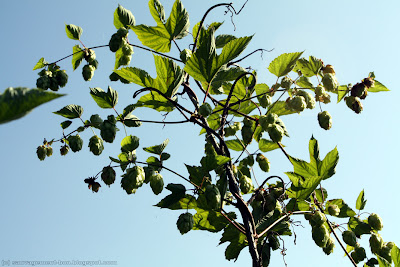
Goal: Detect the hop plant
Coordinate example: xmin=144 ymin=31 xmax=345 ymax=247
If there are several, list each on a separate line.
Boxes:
xmin=176 ymin=212 xmax=194 ymax=235
xmin=101 ymin=166 xmax=116 ymax=186
xmin=342 ymin=230 xmax=357 ymax=247
xmin=149 ymin=172 xmax=164 ymax=195
xmin=204 ymin=184 xmax=222 ymax=210
xmin=88 ymin=135 xmax=104 ymax=156
xmin=67 ymin=134 xmax=83 ymax=152
xmin=36 ymin=145 xmax=47 ymax=161
xmin=318 ymin=111 xmax=332 ymax=130
xmin=368 ymin=213 xmax=383 ymax=231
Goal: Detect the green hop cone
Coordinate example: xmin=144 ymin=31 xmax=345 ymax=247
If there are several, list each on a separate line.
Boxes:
xmin=256 ymin=153 xmax=270 ymax=172
xmin=100 ymin=116 xmax=117 ymax=143
xmin=84 ymin=48 xmax=96 ymax=63
xmin=82 ymin=64 xmax=95 ymax=81
xmin=351 ymin=82 xmax=367 ymax=98
xmin=368 ymin=213 xmax=383 ymax=231
xmin=36 ymin=145 xmax=47 ymax=161
xmin=345 ymin=96 xmax=363 ymax=114
xmin=362 ymin=77 xmax=375 ymax=88
xmin=365 ymin=258 xmax=379 ymax=267
xmin=352 ymin=247 xmax=366 ymax=263
xmin=327 ymin=204 xmax=340 ymax=216
xmin=318 ymin=111 xmax=332 ymax=130
xmin=149 ymin=172 xmax=164 ymax=195
xmin=286 ymin=96 xmax=306 ymax=112
xmin=67 ymin=134 xmax=83 ymax=152
xmin=109 ymin=33 xmax=123 ymax=52
xmin=258 ymin=94 xmax=272 ymax=108
xmin=323 ymin=64 xmax=335 ymax=75
xmin=268 ymin=124 xmax=284 ymax=143
xmin=176 ymin=212 xmax=194 ymax=235
xmin=121 ymin=44 xmax=133 ymax=56
xmin=312 ymin=224 xmax=329 ymax=248
xmin=281 ymin=76 xmax=293 ymax=89
xmin=296 ymin=90 xmax=315 ymax=109
xmin=311 ymin=211 xmax=327 ymax=227
xmin=88 ymin=135 xmax=104 ymax=156
xmin=89 ymin=59 xmax=99 ymax=69
xmin=369 ymin=233 xmax=384 ymax=254
xmin=91 ymin=182 xmax=101 ymax=193
xmin=48 ymin=77 xmax=59 ymax=91
xmin=54 ymin=70 xmax=68 ymax=88
xmin=101 ymin=166 xmax=116 ymax=186
xmin=119 ymin=55 xmax=131 ymax=66
xmin=60 ymin=145 xmax=69 ymax=156
xmin=180 ymin=49 xmax=192 ymax=63
xmin=241 ymin=125 xmax=253 ymax=144
xmin=198 ymin=102 xmax=213 ymax=117
xmin=342 ymin=230 xmax=357 ymax=247
xmin=36 ymin=76 xmax=50 ymax=90
xmin=45 ymin=146 xmax=53 ymax=157
xmin=204 ymin=184 xmax=222 ymax=210
xmin=224 ymin=122 xmax=242 ymax=137
xmin=121 ymin=166 xmax=145 ymax=194
xmin=239 ymin=175 xmax=254 ymax=194
xmin=323 ymin=236 xmax=335 ymax=255
xmin=322 ymin=73 xmax=339 ymax=92
xmin=116 ymin=27 xmax=129 ymax=38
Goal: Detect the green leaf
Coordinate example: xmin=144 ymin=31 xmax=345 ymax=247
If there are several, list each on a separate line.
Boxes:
xmin=115 ymin=67 xmax=154 ymax=87
xmin=377 ymin=256 xmax=392 ymax=267
xmin=320 ymin=146 xmax=338 ymax=180
xmin=296 ymin=76 xmax=314 ymax=88
xmin=134 ymin=92 xmax=175 ymax=112
xmin=160 ymin=152 xmax=170 ymax=161
xmin=286 ymin=137 xmax=339 ymax=200
xmin=143 ymin=139 xmax=169 ymax=155
xmin=259 ymin=139 xmax=281 ymax=152
xmin=131 ymin=0 xmax=189 ymax=52
xmin=218 ymin=36 xmax=253 ymax=66
xmin=117 ymin=113 xmax=142 ymax=127
xmin=90 ymin=87 xmax=118 ymax=109
xmin=267 ymin=101 xmax=297 ymax=116
xmin=348 ymin=217 xmax=371 ymax=237
xmin=149 ymin=0 xmax=165 ymax=24
xmin=356 ymin=189 xmax=367 ymax=210
xmin=225 ymin=139 xmax=245 ymax=151
xmin=219 ymin=224 xmax=247 ymax=261
xmin=295 ymin=56 xmax=322 ymax=77
xmin=131 ymin=25 xmax=171 ymax=52
xmin=60 ymin=120 xmax=72 ymax=129
xmin=33 ymin=57 xmax=47 ymax=70
xmin=337 ymin=85 xmax=349 ymax=103
xmin=121 ymin=135 xmax=140 ymax=152
xmin=192 ymin=209 xmax=233 ymax=232
xmin=185 ymin=165 xmax=210 ymax=188
xmin=72 ymin=45 xmax=84 ymax=71
xmin=53 ymin=104 xmax=83 ymax=119
xmin=156 ymin=183 xmax=186 ymax=208
xmin=325 ymin=199 xmax=356 ymax=218
xmin=215 ymin=34 xmax=237 ymax=49
xmin=268 ymin=52 xmax=304 ymax=77
xmin=65 ymin=24 xmax=82 ymax=40
xmin=114 ymin=4 xmax=135 ymax=29
xmin=392 ymin=245 xmax=400 ymax=267
xmin=114 ymin=47 xmax=126 ymax=70
xmin=369 ymin=80 xmax=390 ymax=92
xmin=0 ymin=87 xmax=64 ymax=124
xmin=165 ymin=0 xmax=190 ymax=40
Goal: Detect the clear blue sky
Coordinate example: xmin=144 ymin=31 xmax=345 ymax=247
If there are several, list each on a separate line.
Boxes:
xmin=0 ymin=0 xmax=399 ymax=266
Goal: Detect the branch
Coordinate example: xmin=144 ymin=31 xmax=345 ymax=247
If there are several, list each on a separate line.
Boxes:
xmin=228 ymin=48 xmax=274 ymax=66
xmin=248 ymin=176 xmax=285 ymax=205
xmin=256 ymin=211 xmax=311 ymax=239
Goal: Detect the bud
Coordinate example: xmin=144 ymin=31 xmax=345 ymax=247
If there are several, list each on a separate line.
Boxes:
xmin=362 ymin=77 xmax=375 ymax=88
xmin=369 ymin=233 xmax=383 ymax=254
xmin=368 ymin=213 xmax=383 ymax=231
xmin=150 ymin=172 xmax=164 ymax=195
xmin=318 ymin=111 xmax=332 ymax=130
xmin=88 ymin=135 xmax=104 ymax=156
xmin=67 ymin=135 xmax=83 ymax=152
xmin=312 ymin=225 xmax=329 ymax=248
xmin=256 ymin=153 xmax=270 ymax=172
xmin=177 ymin=212 xmax=194 ymax=235
xmin=268 ymin=124 xmax=284 ymax=143
xmin=239 ymin=175 xmax=254 ymax=194
xmin=327 ymin=205 xmax=340 ymax=216
xmin=322 ymin=73 xmax=339 ymax=92
xmin=46 ymin=146 xmax=53 ymax=157
xmin=351 ymin=83 xmax=367 ymax=98
xmin=36 ymin=145 xmax=47 ymax=161
xmin=198 ymin=102 xmax=213 ymax=117
xmin=82 ymin=64 xmax=95 ymax=81
xmin=281 ymin=76 xmax=293 ymax=89
xmin=342 ymin=230 xmax=357 ymax=247
xmin=205 ymin=184 xmax=222 ymax=210
xmin=101 ymin=166 xmax=116 ymax=186
xmin=60 ymin=145 xmax=69 ymax=156
xmin=323 ymin=65 xmax=335 ymax=75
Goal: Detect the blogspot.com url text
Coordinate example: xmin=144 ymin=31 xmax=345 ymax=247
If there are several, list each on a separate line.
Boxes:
xmin=1 ymin=260 xmax=118 ymax=266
